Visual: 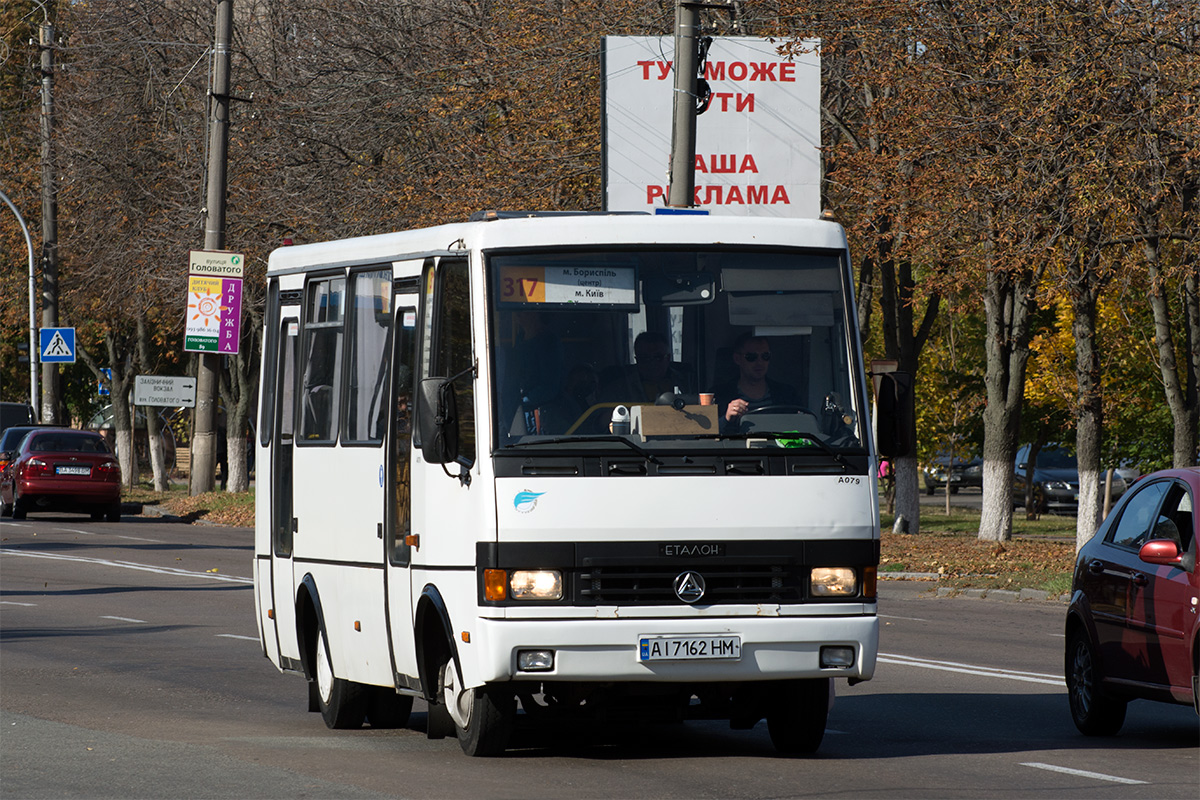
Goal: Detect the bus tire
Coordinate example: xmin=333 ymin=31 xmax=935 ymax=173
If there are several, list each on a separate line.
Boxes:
xmin=367 ymin=686 xmax=413 ymax=729
xmin=766 ymin=678 xmax=829 ymax=755
xmin=439 ymin=658 xmax=513 ymax=756
xmin=315 ymin=627 xmax=366 ymax=729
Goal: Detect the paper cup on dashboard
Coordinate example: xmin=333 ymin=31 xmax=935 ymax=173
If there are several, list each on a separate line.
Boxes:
xmin=699 ymin=393 xmax=715 ymax=406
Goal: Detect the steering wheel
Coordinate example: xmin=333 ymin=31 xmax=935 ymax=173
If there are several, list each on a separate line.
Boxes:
xmin=743 ymin=404 xmax=819 ymax=419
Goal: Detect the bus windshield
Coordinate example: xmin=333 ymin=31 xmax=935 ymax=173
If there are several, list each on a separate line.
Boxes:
xmin=488 ymin=246 xmax=864 ymax=452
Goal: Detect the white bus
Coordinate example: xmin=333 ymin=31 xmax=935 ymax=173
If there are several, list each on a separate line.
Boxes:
xmin=253 ymin=211 xmax=910 ymax=756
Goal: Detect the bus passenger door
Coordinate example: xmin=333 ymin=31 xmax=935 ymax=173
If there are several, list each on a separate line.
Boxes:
xmin=271 ymin=317 xmax=301 ymax=663
xmin=386 ymin=299 xmax=420 ymax=683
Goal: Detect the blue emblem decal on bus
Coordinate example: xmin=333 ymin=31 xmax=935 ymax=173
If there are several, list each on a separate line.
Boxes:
xmin=514 ymin=490 xmax=545 ymax=513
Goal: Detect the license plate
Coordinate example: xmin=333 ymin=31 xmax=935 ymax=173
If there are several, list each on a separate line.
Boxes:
xmin=639 ymin=635 xmax=741 ymax=662
xmin=56 ymin=465 xmax=91 ymax=476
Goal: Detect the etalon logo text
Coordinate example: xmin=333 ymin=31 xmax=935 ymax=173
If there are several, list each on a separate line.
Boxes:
xmin=513 ymin=490 xmax=545 ymax=513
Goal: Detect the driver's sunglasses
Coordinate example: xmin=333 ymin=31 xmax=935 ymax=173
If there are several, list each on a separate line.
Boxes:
xmin=740 ymin=352 xmax=770 ymax=362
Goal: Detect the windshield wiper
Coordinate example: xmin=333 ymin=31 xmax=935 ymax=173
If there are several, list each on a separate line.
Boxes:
xmin=503 ymin=435 xmax=663 ymax=464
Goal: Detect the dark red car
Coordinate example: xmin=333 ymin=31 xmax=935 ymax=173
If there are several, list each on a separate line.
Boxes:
xmin=1065 ymin=467 xmax=1199 ymax=735
xmin=0 ymin=429 xmax=122 ymax=522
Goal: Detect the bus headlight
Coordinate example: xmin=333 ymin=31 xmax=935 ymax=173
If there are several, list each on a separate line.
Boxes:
xmin=510 ymin=570 xmax=563 ymax=600
xmin=811 ymin=567 xmax=857 ymax=597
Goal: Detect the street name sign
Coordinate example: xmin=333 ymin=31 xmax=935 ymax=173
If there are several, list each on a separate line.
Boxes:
xmin=134 ymin=375 xmax=197 ymax=407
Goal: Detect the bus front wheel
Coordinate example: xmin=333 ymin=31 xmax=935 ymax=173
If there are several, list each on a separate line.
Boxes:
xmin=438 ymin=658 xmax=514 ymax=756
xmin=315 ymin=627 xmax=366 ymax=729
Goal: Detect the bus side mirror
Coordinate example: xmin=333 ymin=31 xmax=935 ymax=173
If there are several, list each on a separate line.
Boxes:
xmin=874 ymin=371 xmax=914 ymax=458
xmin=417 ymin=378 xmax=459 ymax=464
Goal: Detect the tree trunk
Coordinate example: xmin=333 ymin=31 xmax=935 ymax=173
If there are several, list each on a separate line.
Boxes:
xmin=1070 ymin=242 xmax=1104 ymax=549
xmin=226 ymin=428 xmax=248 ymax=492
xmin=217 ymin=310 xmax=262 ymax=493
xmin=1144 ymin=237 xmax=1196 ymax=468
xmin=80 ymin=332 xmax=137 ymax=491
xmin=871 ymin=209 xmax=940 ymax=537
xmin=1181 ymin=175 xmax=1200 ymax=464
xmin=1023 ymin=442 xmax=1042 ymax=520
xmin=136 ymin=313 xmax=170 ymax=492
xmin=978 ymin=247 xmax=1041 ymax=542
xmin=110 ymin=378 xmax=135 ymax=489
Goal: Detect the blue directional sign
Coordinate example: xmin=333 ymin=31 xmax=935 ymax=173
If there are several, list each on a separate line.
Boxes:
xmin=98 ymin=368 xmax=112 ymax=396
xmin=39 ymin=327 xmax=76 ymax=363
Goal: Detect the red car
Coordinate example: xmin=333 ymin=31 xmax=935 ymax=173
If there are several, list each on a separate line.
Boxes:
xmin=0 ymin=429 xmax=122 ymax=522
xmin=1065 ymin=467 xmax=1199 ymax=734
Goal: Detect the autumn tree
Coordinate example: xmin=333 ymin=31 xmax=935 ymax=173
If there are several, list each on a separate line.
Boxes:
xmin=780 ymin=0 xmax=963 ymax=535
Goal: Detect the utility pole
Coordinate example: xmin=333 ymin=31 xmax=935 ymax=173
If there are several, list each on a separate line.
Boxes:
xmin=39 ymin=21 xmax=60 ymax=424
xmin=666 ymin=1 xmax=702 ymax=208
xmin=191 ymin=0 xmax=233 ymax=496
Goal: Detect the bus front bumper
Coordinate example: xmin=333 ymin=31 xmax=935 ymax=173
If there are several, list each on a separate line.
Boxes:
xmin=473 ymin=612 xmax=878 ymax=684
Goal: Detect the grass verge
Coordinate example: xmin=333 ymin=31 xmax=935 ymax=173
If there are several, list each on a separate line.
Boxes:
xmin=126 ymin=482 xmax=255 ymax=528
xmin=882 ymin=507 xmax=1078 ymax=594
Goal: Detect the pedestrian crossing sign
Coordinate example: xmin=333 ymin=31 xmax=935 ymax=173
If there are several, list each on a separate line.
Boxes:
xmin=39 ymin=327 xmax=76 ymax=363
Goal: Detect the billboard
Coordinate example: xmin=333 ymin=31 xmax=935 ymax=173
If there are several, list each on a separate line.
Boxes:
xmin=603 ymin=36 xmax=821 ymax=218
xmin=184 ymin=250 xmax=243 ymax=354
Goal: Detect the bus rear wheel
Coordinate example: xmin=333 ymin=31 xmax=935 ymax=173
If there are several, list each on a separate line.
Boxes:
xmin=766 ymin=678 xmax=830 ymax=755
xmin=315 ymin=627 xmax=366 ymax=729
xmin=438 ymin=658 xmax=514 ymax=756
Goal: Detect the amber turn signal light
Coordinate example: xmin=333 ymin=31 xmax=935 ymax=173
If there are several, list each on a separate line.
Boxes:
xmin=484 ymin=569 xmax=507 ymax=601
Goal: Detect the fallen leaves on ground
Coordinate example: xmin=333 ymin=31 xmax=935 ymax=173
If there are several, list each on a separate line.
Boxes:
xmin=150 ymin=491 xmax=255 ymax=528
xmin=881 ymin=530 xmax=1076 ymax=590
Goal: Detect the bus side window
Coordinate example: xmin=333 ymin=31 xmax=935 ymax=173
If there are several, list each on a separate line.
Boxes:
xmin=299 ymin=277 xmax=345 ymax=443
xmin=392 ymin=311 xmax=416 ymax=560
xmin=344 ymin=269 xmax=392 ymax=444
xmin=429 ymin=258 xmax=476 ymax=465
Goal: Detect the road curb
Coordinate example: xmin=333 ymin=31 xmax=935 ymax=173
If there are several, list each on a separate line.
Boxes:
xmin=934 ymin=585 xmax=1070 ymax=604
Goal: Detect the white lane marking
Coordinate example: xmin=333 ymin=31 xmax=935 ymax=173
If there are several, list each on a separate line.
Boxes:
xmin=0 ymin=549 xmax=251 ymax=584
xmin=0 ymin=600 xmax=37 ymax=607
xmin=100 ymin=615 xmax=146 ymax=623
xmin=46 ymin=527 xmax=161 ymax=543
xmin=216 ymin=634 xmax=259 ymax=641
xmin=879 ymin=614 xmax=929 ymax=622
xmin=879 ymin=652 xmax=1062 ymax=686
xmin=1020 ymin=762 xmax=1147 ymax=785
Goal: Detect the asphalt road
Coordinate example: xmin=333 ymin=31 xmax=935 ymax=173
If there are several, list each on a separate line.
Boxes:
xmin=918 ymin=487 xmax=983 ymax=510
xmin=1 ymin=514 xmax=1196 ymax=799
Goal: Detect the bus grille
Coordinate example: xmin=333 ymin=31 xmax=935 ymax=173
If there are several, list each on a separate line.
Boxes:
xmin=577 ymin=564 xmax=802 ymax=605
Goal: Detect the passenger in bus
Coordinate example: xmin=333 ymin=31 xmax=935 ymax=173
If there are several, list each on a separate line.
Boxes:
xmin=713 ymin=332 xmax=797 ymax=429
xmin=500 ymin=311 xmax=565 ymax=434
xmin=538 ymin=363 xmax=600 ymax=434
xmin=598 ymin=331 xmax=694 ymax=405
